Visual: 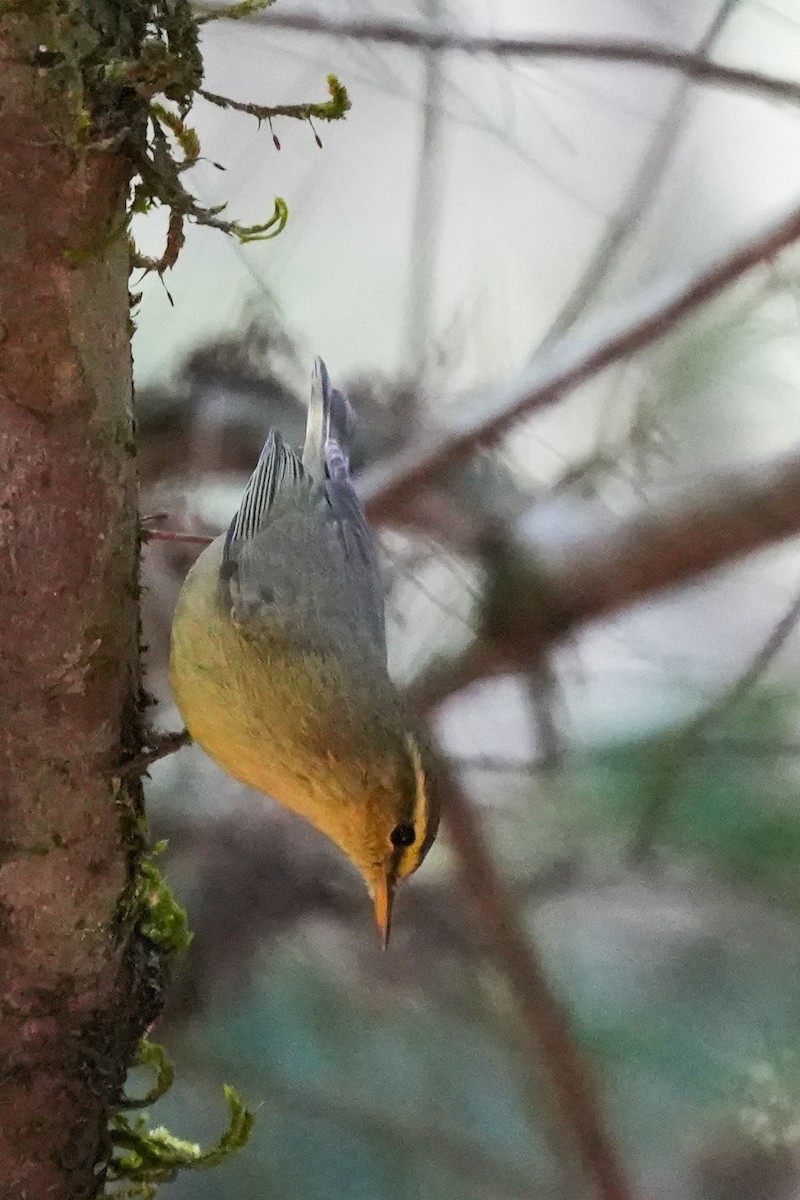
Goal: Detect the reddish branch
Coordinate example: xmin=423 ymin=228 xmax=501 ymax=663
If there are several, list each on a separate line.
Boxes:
xmin=234 ymin=9 xmax=800 ymax=108
xmin=145 ymin=528 xmax=215 ymax=545
xmin=540 ymin=0 xmax=739 ymax=347
xmin=412 ymin=452 xmax=800 ymax=707
xmin=438 ymin=765 xmax=635 ymax=1200
xmin=363 ymin=199 xmax=800 ymax=522
xmin=513 ymin=454 xmax=800 ymax=647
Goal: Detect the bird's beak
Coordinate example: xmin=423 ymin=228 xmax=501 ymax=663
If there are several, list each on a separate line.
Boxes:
xmin=372 ymin=871 xmax=395 ymax=951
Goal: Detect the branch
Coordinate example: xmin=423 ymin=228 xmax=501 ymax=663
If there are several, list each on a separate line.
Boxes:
xmin=539 ymin=0 xmax=739 ymax=348
xmin=198 ymin=73 xmax=350 ymax=124
xmin=120 ymin=729 xmax=193 ymax=778
xmin=411 ymin=452 xmax=800 ymax=708
xmin=362 ymin=199 xmax=800 ymax=523
xmin=144 ymin=528 xmax=214 ymax=545
xmin=205 ymin=7 xmax=800 ymax=109
xmin=449 ymin=734 xmax=800 ymax=775
xmin=436 ymin=763 xmax=636 ymax=1200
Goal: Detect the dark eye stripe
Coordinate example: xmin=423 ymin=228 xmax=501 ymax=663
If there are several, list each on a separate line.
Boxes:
xmin=391 ymin=734 xmax=437 ymax=878
xmin=416 ymin=798 xmax=439 ymax=863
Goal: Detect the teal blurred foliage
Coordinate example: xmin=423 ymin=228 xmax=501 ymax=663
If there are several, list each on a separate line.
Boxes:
xmin=143 ymin=948 xmax=556 ymax=1199
xmin=581 ymin=688 xmax=800 ymax=893
xmin=135 ymin=684 xmax=800 ymax=1199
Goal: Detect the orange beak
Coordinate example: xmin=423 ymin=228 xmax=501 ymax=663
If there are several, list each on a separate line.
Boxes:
xmin=372 ymin=871 xmax=396 ymax=951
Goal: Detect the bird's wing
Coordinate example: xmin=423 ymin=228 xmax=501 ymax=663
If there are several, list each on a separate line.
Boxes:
xmin=220 ymin=430 xmax=311 ymax=622
xmin=224 ymin=430 xmax=305 ymax=550
xmin=219 ymin=362 xmax=386 ymax=658
xmin=322 ymin=473 xmax=386 ymax=653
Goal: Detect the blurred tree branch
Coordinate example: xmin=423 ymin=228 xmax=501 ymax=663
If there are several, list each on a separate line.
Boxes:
xmin=539 ymin=0 xmax=740 ymax=348
xmin=439 ymin=764 xmax=636 ymax=1200
xmin=412 ymin=451 xmax=800 ymax=707
xmin=217 ymin=7 xmax=800 ymax=108
xmin=628 ymin=586 xmax=800 ymax=863
xmin=362 ymin=198 xmax=800 ymax=522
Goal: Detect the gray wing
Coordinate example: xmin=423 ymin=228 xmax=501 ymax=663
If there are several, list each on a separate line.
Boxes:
xmin=224 ymin=430 xmax=305 ymax=549
xmin=220 ymin=429 xmax=311 ymax=621
xmin=221 ymin=369 xmax=386 ymax=658
xmin=316 ymin=360 xmax=385 ymax=650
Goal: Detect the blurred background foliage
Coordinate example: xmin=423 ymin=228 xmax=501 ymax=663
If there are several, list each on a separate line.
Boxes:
xmin=131 ymin=1 xmax=800 ymax=1197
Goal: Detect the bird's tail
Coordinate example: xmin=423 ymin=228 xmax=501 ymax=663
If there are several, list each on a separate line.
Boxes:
xmin=302 ymin=357 xmax=354 ymax=479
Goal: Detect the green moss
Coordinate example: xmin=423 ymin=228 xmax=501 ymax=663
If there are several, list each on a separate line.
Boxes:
xmin=119 ymin=1038 xmax=175 ymax=1108
xmin=125 ymin=840 xmax=192 ymax=955
xmin=109 ymin=842 xmax=242 ymax=1197
xmin=109 ymin=1043 xmax=255 ymax=1197
xmin=19 ymin=0 xmax=349 ymax=271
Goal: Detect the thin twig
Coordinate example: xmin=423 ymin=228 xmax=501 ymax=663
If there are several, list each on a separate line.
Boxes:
xmin=143 ymin=529 xmax=214 ymax=546
xmin=362 ymin=198 xmax=800 ymax=522
xmin=119 ymin=729 xmax=192 ymax=778
xmin=205 ymin=6 xmax=800 ymax=109
xmin=436 ymin=762 xmax=636 ymax=1200
xmin=539 ymin=0 xmax=741 ymax=349
xmin=449 ymin=753 xmax=545 ymax=773
xmin=524 ymin=662 xmax=564 ymax=768
xmin=628 ymin=586 xmax=800 ymax=862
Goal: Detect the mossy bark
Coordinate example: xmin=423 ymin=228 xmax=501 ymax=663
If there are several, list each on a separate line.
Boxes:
xmin=0 ymin=10 xmax=152 ymax=1198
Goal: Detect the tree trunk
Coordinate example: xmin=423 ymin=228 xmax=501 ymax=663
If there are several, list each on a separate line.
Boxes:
xmin=0 ymin=12 xmax=151 ymax=1198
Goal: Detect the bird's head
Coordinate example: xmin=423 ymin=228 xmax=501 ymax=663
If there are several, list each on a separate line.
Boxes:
xmin=310 ymin=729 xmax=440 ymax=948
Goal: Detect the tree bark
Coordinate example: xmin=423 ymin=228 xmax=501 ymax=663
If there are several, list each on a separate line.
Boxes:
xmin=0 ymin=13 xmax=151 ymax=1198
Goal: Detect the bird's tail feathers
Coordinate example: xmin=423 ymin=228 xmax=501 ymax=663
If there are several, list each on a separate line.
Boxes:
xmin=303 ymin=357 xmax=355 ymax=479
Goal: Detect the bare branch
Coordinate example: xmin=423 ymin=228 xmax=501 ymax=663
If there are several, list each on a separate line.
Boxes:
xmin=144 ymin=528 xmax=214 ymax=545
xmin=449 ymin=753 xmax=546 ymax=773
xmin=203 ymin=6 xmax=800 ymax=109
xmin=412 ymin=452 xmax=800 ymax=708
xmin=437 ymin=763 xmax=637 ymax=1200
xmin=539 ymin=0 xmax=740 ymax=347
xmin=362 ymin=199 xmax=800 ymax=523
xmin=450 ymin=735 xmax=800 ymax=775
xmin=119 ymin=729 xmax=193 ymax=778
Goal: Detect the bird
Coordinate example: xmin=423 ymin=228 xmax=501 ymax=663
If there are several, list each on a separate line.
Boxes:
xmin=169 ymin=358 xmax=440 ymax=947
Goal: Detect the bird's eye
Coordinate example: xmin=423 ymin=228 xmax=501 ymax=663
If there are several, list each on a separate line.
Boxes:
xmin=390 ymin=822 xmax=415 ymax=848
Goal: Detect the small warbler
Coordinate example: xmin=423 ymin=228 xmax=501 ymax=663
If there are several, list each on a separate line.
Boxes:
xmin=170 ymin=359 xmax=439 ymax=946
